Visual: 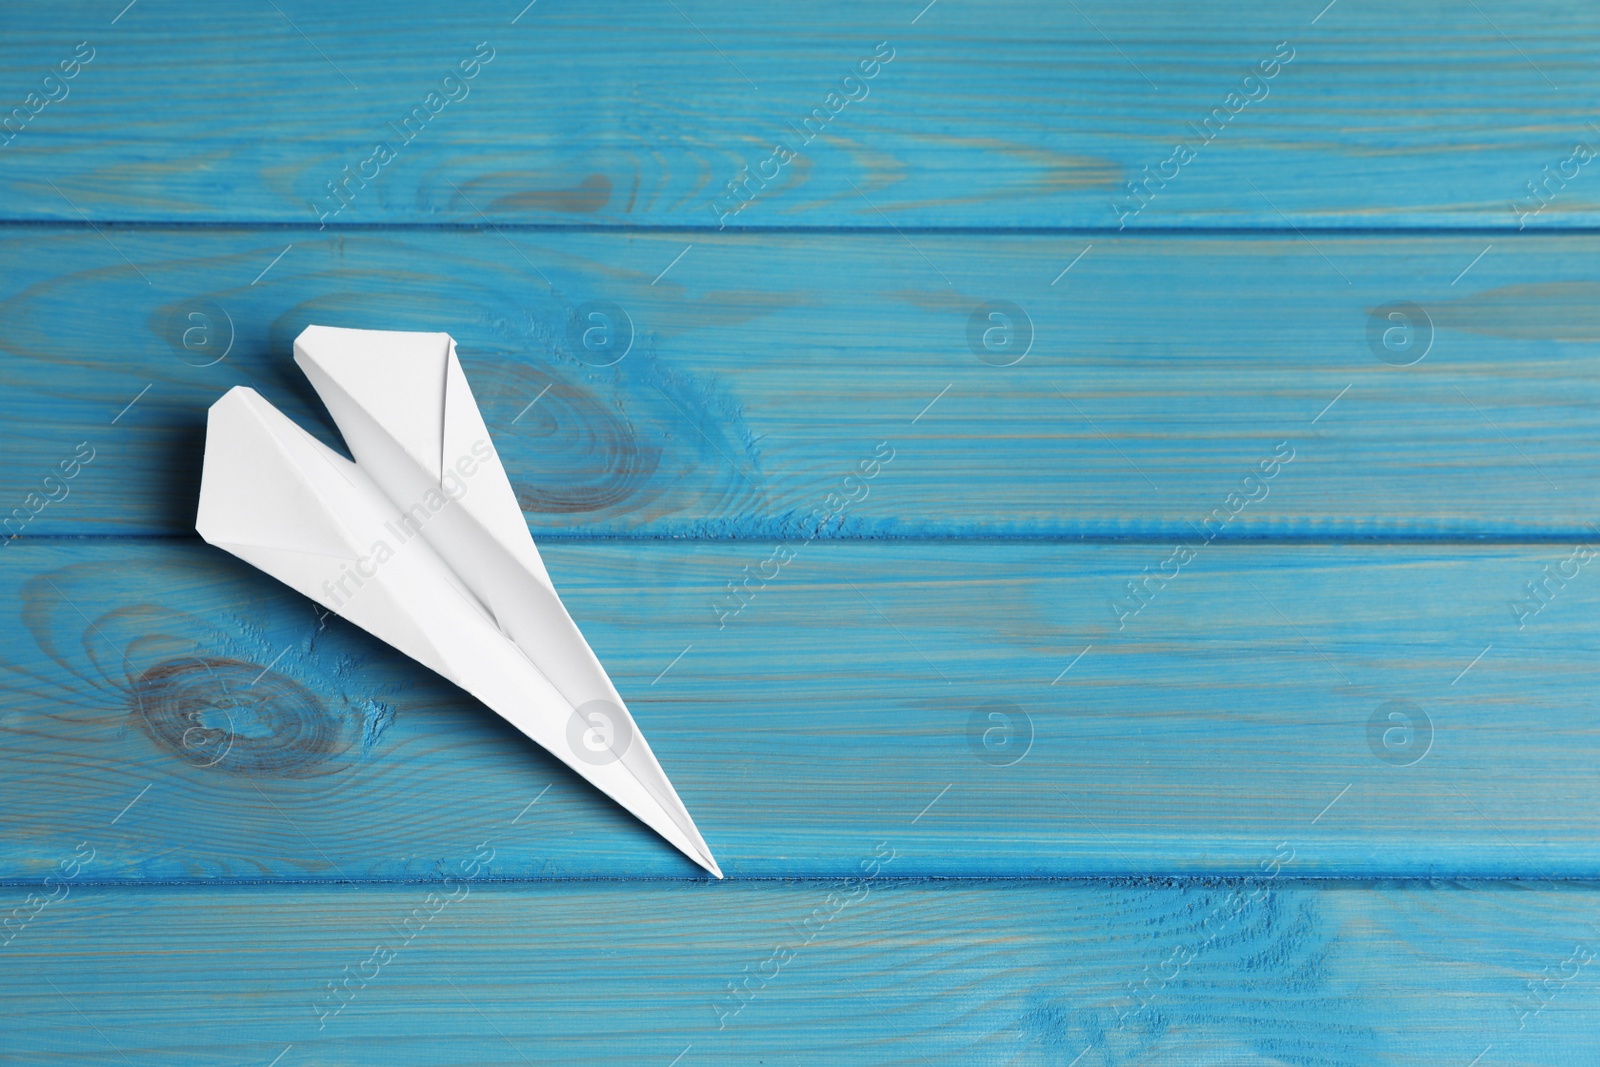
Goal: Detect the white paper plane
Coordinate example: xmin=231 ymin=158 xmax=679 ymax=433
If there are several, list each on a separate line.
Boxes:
xmin=195 ymin=325 xmax=721 ymax=877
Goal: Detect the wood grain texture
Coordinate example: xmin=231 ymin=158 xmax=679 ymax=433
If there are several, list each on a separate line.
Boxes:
xmin=2 ymin=1 xmax=1599 ymax=227
xmin=6 ymin=879 xmax=1600 ymax=1065
xmin=5 ymin=0 xmax=1599 ymax=1054
xmin=4 ymin=227 xmax=1599 ymax=539
xmin=4 ymin=539 xmax=1598 ymax=882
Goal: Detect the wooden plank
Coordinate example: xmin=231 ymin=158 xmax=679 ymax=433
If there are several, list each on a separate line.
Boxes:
xmin=4 ymin=539 xmax=1599 ymax=882
xmin=2 ymin=1 xmax=1598 ymax=227
xmin=4 ymin=226 xmax=1600 ymax=539
xmin=4 ymin=879 xmax=1597 ymax=1065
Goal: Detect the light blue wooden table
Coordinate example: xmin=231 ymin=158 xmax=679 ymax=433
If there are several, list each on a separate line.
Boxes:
xmin=3 ymin=2 xmax=1599 ymax=1062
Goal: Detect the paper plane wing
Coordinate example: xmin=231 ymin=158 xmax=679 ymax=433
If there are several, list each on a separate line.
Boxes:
xmin=196 ymin=383 xmax=720 ymax=877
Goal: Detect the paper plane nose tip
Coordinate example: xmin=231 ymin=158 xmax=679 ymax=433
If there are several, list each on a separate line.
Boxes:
xmin=688 ymin=827 xmax=722 ymax=879
xmin=686 ymin=842 xmax=723 ymax=879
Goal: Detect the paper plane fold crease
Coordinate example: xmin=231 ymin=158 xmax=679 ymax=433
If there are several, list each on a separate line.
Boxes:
xmin=196 ymin=325 xmax=720 ymax=878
